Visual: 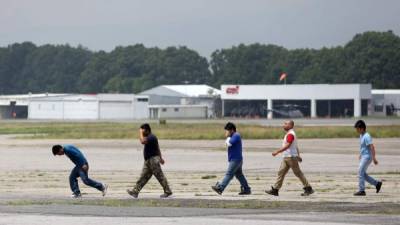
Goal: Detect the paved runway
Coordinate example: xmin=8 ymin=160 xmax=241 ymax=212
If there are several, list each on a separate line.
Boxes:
xmin=0 ymin=137 xmax=399 ymax=225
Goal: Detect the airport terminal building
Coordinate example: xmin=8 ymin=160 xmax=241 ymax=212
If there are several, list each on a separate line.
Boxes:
xmin=220 ymin=84 xmax=372 ymax=118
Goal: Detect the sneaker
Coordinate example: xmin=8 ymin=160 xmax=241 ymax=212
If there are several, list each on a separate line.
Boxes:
xmin=353 ymin=191 xmax=366 ymax=196
xmin=376 ymin=181 xmax=382 ymax=193
xmin=160 ymin=192 xmax=173 ymax=198
xmin=265 ymin=186 xmax=279 ymax=196
xmin=301 ymin=186 xmax=314 ymax=196
xmin=238 ymin=187 xmax=251 ymax=195
xmin=71 ymin=193 xmax=82 ymax=198
xmin=102 ymin=183 xmax=108 ymax=197
xmin=127 ymin=189 xmax=139 ymax=198
xmin=211 ymin=183 xmax=223 ymax=195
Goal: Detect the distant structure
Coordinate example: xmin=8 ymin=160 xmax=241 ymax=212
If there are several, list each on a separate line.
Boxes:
xmin=0 ymin=93 xmax=67 ymax=119
xmin=371 ymin=90 xmax=400 ymax=116
xmin=0 ymin=93 xmax=148 ymax=120
xmin=0 ymin=84 xmax=398 ymax=120
xmin=220 ymin=84 xmax=372 ymax=118
xmin=139 ymin=85 xmax=221 ymax=119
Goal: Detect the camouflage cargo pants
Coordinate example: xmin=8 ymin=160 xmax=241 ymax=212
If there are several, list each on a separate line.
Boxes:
xmin=132 ymin=156 xmax=172 ymax=194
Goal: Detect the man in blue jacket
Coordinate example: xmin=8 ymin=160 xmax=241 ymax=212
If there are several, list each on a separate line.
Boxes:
xmin=211 ymin=122 xmax=251 ymax=195
xmin=52 ymin=144 xmax=108 ymax=198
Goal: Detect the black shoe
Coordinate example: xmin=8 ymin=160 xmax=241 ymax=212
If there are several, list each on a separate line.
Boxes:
xmin=160 ymin=192 xmax=173 ymax=198
xmin=265 ymin=186 xmax=279 ymax=196
xmin=238 ymin=187 xmax=251 ymax=195
xmin=211 ymin=183 xmax=223 ymax=195
xmin=354 ymin=191 xmax=366 ymax=196
xmin=301 ymin=186 xmax=314 ymax=196
xmin=127 ymin=189 xmax=139 ymax=198
xmin=376 ymin=181 xmax=382 ymax=193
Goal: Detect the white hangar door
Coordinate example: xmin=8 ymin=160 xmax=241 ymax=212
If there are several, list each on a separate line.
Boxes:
xmin=99 ymin=101 xmax=133 ymax=119
xmin=63 ymin=100 xmax=98 ymax=119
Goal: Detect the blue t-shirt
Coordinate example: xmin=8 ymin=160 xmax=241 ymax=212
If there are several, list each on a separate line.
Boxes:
xmin=63 ymin=145 xmax=88 ymax=167
xmin=228 ymin=132 xmax=243 ymax=162
xmin=359 ymin=132 xmax=373 ymax=158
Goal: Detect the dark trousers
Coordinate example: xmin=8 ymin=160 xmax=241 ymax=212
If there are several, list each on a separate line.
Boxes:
xmin=69 ymin=164 xmax=103 ymax=195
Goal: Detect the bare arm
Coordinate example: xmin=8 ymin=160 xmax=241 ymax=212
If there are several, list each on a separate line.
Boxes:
xmin=370 ymin=144 xmax=378 ymax=165
xmin=296 ymin=147 xmax=303 ymax=162
xmin=157 ymin=144 xmax=165 ymax=165
xmin=272 ymin=142 xmax=292 ymax=157
xmin=139 ymin=129 xmax=148 ymax=144
xmin=157 ymin=144 xmax=162 ymax=157
xmin=82 ymin=164 xmax=88 ymax=172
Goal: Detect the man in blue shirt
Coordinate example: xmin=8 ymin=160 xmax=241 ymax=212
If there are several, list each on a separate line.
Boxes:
xmin=353 ymin=120 xmax=382 ymax=196
xmin=52 ymin=144 xmax=108 ymax=198
xmin=211 ymin=122 xmax=251 ymax=195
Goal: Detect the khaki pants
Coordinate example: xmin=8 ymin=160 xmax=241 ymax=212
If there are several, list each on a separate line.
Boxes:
xmin=273 ymin=157 xmax=310 ymax=190
xmin=132 ymin=156 xmax=172 ymax=194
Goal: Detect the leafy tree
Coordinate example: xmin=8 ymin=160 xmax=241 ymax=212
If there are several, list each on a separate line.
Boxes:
xmin=0 ymin=31 xmax=399 ymax=95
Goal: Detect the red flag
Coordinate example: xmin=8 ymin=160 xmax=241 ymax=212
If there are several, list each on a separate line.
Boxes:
xmin=279 ymin=73 xmax=287 ymax=81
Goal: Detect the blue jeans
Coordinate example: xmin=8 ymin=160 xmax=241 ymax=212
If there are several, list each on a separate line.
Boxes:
xmin=219 ymin=160 xmax=250 ymax=192
xmin=358 ymin=156 xmax=378 ymax=191
xmin=69 ymin=164 xmax=103 ymax=195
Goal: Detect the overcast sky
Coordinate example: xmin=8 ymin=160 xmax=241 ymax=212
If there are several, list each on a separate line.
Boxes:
xmin=1 ymin=0 xmax=399 ymax=57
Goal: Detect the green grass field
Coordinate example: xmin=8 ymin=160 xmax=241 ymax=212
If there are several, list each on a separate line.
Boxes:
xmin=0 ymin=121 xmax=399 ymax=139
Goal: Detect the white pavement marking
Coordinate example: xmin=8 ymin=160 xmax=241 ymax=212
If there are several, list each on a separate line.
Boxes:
xmin=0 ymin=213 xmax=359 ymax=225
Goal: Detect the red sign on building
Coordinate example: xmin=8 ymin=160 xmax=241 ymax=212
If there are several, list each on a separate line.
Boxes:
xmin=226 ymin=86 xmax=239 ymax=94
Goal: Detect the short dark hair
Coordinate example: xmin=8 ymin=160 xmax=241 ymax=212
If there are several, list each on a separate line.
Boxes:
xmin=52 ymin=145 xmax=63 ymax=155
xmin=224 ymin=122 xmax=236 ymax=132
xmin=354 ymin=120 xmax=366 ymax=130
xmin=140 ymin=123 xmax=151 ymax=133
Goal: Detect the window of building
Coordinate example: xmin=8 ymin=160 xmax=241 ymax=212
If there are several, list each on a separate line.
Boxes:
xmin=174 ymin=108 xmax=179 ymax=112
xmin=162 ymin=108 xmax=167 ymax=112
xmin=137 ymin=98 xmax=148 ymax=102
xmin=374 ymin=105 xmax=384 ymax=112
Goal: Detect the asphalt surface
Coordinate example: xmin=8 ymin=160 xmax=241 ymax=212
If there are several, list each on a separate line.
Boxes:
xmin=0 ymin=205 xmax=399 ymax=225
xmin=0 ymin=134 xmax=399 ymax=225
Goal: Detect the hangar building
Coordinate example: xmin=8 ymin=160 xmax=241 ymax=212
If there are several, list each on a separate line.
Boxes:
xmin=220 ymin=84 xmax=372 ymax=118
xmin=0 ymin=93 xmax=148 ymax=120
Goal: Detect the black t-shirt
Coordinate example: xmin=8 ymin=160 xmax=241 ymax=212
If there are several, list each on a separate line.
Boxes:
xmin=143 ymin=134 xmax=160 ymax=160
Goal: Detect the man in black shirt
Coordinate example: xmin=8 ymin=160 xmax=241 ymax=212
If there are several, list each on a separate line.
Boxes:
xmin=127 ymin=123 xmax=172 ymax=198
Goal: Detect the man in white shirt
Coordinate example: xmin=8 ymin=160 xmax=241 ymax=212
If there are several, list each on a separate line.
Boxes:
xmin=265 ymin=120 xmax=314 ymax=196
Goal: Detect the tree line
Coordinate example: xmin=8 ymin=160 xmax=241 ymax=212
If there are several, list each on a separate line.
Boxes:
xmin=0 ymin=31 xmax=399 ymax=95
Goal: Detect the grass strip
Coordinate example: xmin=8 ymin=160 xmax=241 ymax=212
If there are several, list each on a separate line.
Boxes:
xmin=0 ymin=122 xmax=399 ymax=139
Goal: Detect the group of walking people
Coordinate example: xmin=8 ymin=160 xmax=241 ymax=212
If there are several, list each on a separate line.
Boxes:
xmin=52 ymin=119 xmax=382 ymax=198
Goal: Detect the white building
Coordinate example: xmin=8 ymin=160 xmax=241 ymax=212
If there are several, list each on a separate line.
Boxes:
xmin=148 ymin=105 xmax=208 ymax=119
xmin=220 ymin=84 xmax=372 ymax=118
xmin=27 ymin=94 xmax=149 ymax=120
xmin=0 ymin=93 xmax=67 ymax=119
xmin=139 ymin=85 xmax=221 ymax=119
xmin=371 ymin=89 xmax=400 ymax=116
